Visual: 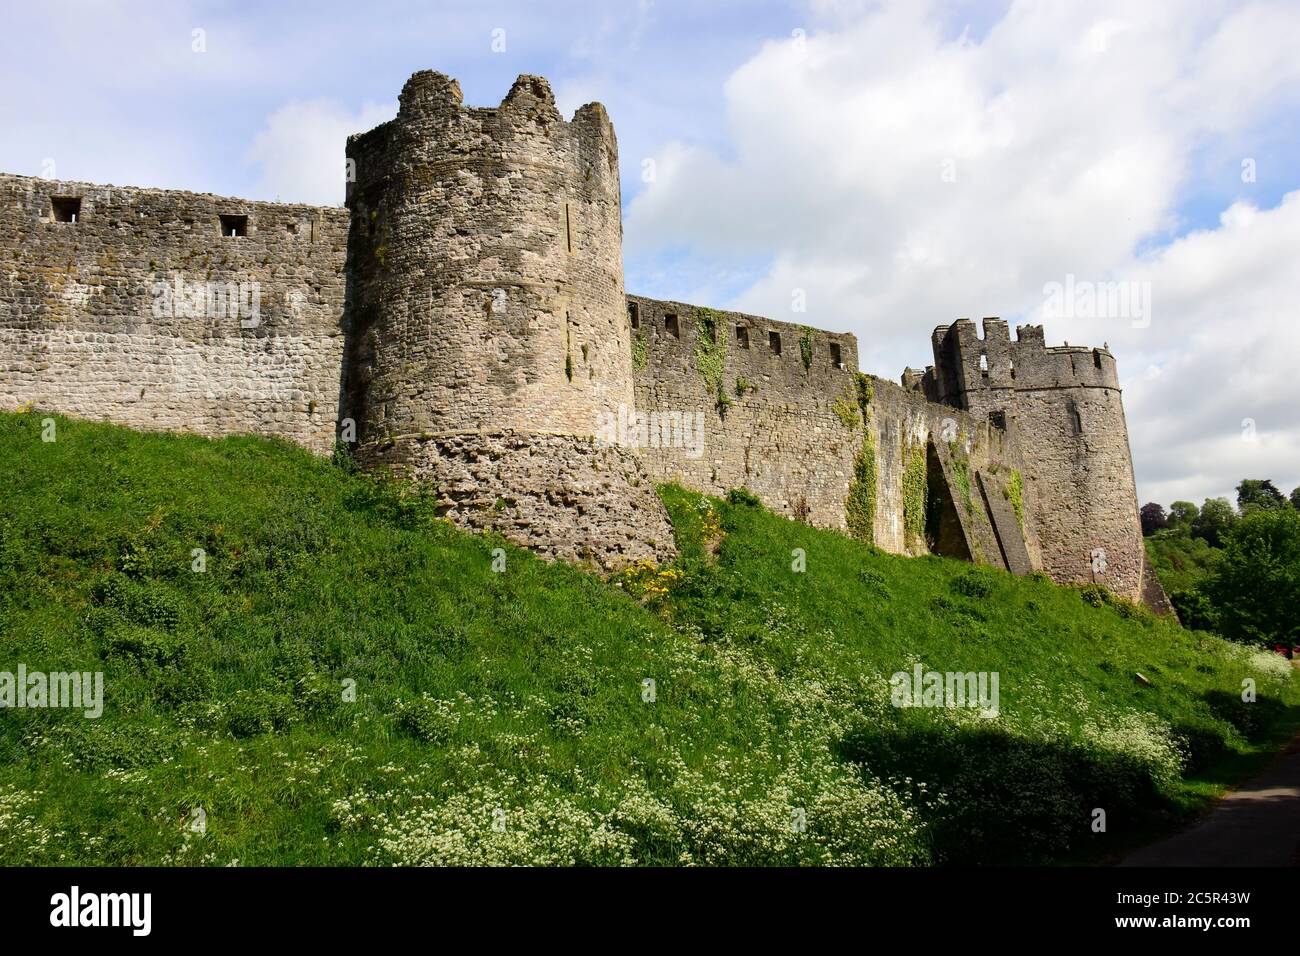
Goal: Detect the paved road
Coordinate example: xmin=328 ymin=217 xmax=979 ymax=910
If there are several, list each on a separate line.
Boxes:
xmin=1120 ymin=735 xmax=1300 ymax=866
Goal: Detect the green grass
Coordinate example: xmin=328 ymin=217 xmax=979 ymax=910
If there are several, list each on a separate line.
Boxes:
xmin=1 ymin=412 xmax=1297 ymax=866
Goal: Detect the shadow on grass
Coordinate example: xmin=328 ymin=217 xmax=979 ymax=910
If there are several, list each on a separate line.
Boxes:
xmin=837 ymin=719 xmax=1184 ymax=865
xmin=839 ymin=690 xmax=1300 ymax=865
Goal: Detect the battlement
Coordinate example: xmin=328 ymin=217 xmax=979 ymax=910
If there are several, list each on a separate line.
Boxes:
xmin=346 ymin=72 xmax=618 ymax=213
xmin=920 ymin=317 xmax=1119 ymax=408
xmin=628 ymin=294 xmax=859 ymax=386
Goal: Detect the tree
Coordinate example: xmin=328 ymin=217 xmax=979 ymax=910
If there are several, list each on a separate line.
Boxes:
xmin=1192 ymin=497 xmax=1236 ymax=548
xmin=1168 ymin=500 xmax=1199 ymax=529
xmin=1236 ymin=479 xmax=1287 ymax=514
xmin=1291 ymin=486 xmax=1300 ymax=511
xmin=1205 ymin=508 xmax=1300 ymax=649
xmin=1139 ymin=502 xmax=1168 ymax=536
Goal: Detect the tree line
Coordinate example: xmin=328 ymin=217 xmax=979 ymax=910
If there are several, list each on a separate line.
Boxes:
xmin=1140 ymin=479 xmax=1299 ymax=654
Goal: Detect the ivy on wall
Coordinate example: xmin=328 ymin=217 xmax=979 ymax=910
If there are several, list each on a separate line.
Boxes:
xmin=798 ymin=325 xmax=814 ymax=371
xmin=831 ymin=393 xmax=859 ymax=430
xmin=1007 ymin=468 xmax=1025 ymax=530
xmin=693 ymin=307 xmax=733 ymax=416
xmin=631 ymin=332 xmax=647 ymax=371
xmin=845 ymin=433 xmax=877 ymax=542
xmin=844 ymin=374 xmax=878 ymax=543
xmin=901 ymin=441 xmax=928 ymax=549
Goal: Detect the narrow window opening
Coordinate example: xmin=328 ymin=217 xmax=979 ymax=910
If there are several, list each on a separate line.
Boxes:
xmin=220 ymin=214 xmax=248 ymax=238
xmin=979 ymin=353 xmax=989 ymax=375
xmin=51 ymin=197 xmax=81 ymax=223
xmin=564 ymin=203 xmax=573 ymax=253
xmin=829 ymin=342 xmax=843 ymax=368
xmin=664 ymin=314 xmax=679 ymax=338
xmin=1093 ymin=350 xmax=1103 ymax=370
xmin=628 ymin=302 xmax=640 ymax=330
xmin=989 ymin=410 xmax=1006 ymax=430
xmin=768 ymin=331 xmax=782 ymax=355
xmin=1009 ymin=359 xmax=1016 ymax=380
xmin=735 ymin=325 xmax=749 ymax=349
xmin=1069 ymin=402 xmax=1083 ymax=434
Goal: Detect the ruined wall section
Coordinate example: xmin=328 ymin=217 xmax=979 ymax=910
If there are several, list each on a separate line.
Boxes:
xmin=926 ymin=318 xmax=1146 ymax=600
xmin=630 ymin=295 xmax=1038 ymax=574
xmin=867 ymin=375 xmax=1039 ymax=569
xmin=0 ymin=173 xmax=348 ymax=452
xmin=343 ymin=73 xmax=673 ymax=569
xmin=629 ymin=295 xmax=861 ymax=527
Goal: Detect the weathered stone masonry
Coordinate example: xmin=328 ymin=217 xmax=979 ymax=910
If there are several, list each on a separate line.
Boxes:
xmin=0 ymin=173 xmax=348 ymax=452
xmin=0 ymin=69 xmax=1163 ymax=606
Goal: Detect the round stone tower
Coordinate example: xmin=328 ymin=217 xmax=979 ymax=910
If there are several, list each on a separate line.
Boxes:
xmin=340 ymin=71 xmax=673 ymax=568
xmin=931 ymin=318 xmax=1148 ymax=602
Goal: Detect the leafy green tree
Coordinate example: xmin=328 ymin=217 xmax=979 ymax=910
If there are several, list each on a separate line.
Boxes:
xmin=1192 ymin=497 xmax=1236 ymax=547
xmin=1236 ymin=479 xmax=1287 ymax=514
xmin=1291 ymin=486 xmax=1300 ymax=511
xmin=1139 ymin=502 xmax=1168 ymax=536
xmin=1205 ymin=508 xmax=1300 ymax=648
xmin=1168 ymin=500 xmax=1199 ymax=528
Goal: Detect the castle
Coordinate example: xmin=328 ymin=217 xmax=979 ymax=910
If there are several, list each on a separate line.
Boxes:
xmin=0 ymin=70 xmax=1168 ymax=610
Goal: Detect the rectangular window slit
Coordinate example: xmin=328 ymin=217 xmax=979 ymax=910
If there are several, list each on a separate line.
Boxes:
xmin=830 ymin=342 xmax=842 ymax=368
xmin=664 ymin=314 xmax=679 ymax=338
xmin=564 ymin=203 xmax=573 ymax=253
xmin=735 ymin=325 xmax=749 ymax=348
xmin=769 ymin=331 xmax=782 ymax=355
xmin=52 ymin=197 xmax=81 ymax=223
xmin=220 ymin=214 xmax=248 ymax=238
xmin=628 ymin=302 xmax=640 ymax=330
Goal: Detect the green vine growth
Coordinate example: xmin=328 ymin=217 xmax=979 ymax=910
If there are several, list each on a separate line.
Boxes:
xmin=831 ymin=393 xmax=859 ymax=430
xmin=845 ymin=433 xmax=877 ymax=541
xmin=693 ymin=307 xmax=731 ymax=415
xmin=1006 ymin=468 xmax=1025 ymax=530
xmin=631 ymin=332 xmax=648 ymax=372
xmin=798 ymin=325 xmax=815 ymax=371
xmin=901 ymin=441 xmax=928 ymax=549
xmin=843 ymin=375 xmax=877 ymax=543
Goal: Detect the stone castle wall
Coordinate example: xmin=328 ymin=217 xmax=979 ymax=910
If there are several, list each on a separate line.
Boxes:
xmin=628 ymin=295 xmax=1039 ymax=577
xmin=628 ymin=294 xmax=861 ymax=528
xmin=0 ymin=173 xmax=348 ymax=453
xmin=0 ymin=69 xmax=1155 ymax=602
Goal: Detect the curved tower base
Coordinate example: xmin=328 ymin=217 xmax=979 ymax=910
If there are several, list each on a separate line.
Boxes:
xmin=358 ymin=431 xmax=676 ymax=570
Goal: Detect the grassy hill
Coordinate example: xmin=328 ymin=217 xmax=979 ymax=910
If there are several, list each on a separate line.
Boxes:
xmin=1 ymin=411 xmax=1297 ymax=866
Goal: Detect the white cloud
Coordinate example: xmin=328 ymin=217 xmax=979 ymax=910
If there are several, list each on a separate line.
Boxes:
xmin=624 ymin=0 xmax=1300 ymax=505
xmin=245 ymin=99 xmax=396 ymax=207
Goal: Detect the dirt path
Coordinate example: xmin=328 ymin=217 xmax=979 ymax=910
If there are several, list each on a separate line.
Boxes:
xmin=1120 ymin=735 xmax=1300 ymax=866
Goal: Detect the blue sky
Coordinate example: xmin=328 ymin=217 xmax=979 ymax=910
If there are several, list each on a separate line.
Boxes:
xmin=3 ymin=0 xmax=1300 ymax=507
